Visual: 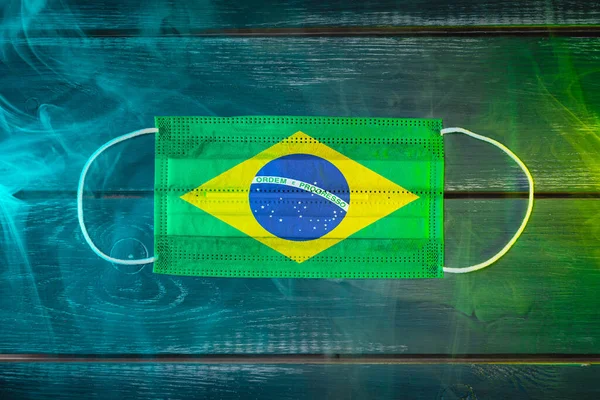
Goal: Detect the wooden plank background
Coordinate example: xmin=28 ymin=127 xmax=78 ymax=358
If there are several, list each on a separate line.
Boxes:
xmin=3 ymin=0 xmax=600 ymax=32
xmin=2 ymin=36 xmax=600 ymax=193
xmin=0 ymin=363 xmax=597 ymax=399
xmin=1 ymin=0 xmax=599 ymax=396
xmin=1 ymin=198 xmax=598 ymax=354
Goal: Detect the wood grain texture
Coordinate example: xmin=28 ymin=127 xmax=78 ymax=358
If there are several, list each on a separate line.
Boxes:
xmin=2 ymin=0 xmax=600 ymax=34
xmin=0 ymin=363 xmax=597 ymax=399
xmin=1 ymin=37 xmax=599 ymax=194
xmin=1 ymin=6 xmax=599 ymax=390
xmin=1 ymin=197 xmax=597 ymax=354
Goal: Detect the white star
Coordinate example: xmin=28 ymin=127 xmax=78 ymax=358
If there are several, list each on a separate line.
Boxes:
xmin=279 ymin=219 xmax=282 ymax=222
xmin=269 ymin=215 xmax=272 ymax=218
xmin=324 ymin=224 xmax=327 ymax=227
xmin=317 ymin=219 xmax=320 ymax=222
xmin=299 ymin=215 xmax=303 ymax=218
xmin=313 ymin=182 xmax=317 ymax=184
xmin=298 ymin=201 xmax=301 ymax=204
xmin=261 ymin=205 xmax=264 ymax=209
xmin=334 ymin=211 xmax=337 ymax=214
xmin=257 ymin=188 xmax=260 ymax=191
xmin=271 ymin=210 xmax=274 ymax=213
xmin=279 ymin=197 xmax=282 ymax=200
xmin=303 ymin=206 xmax=306 ymax=209
xmin=313 ymin=227 xmax=316 ymax=230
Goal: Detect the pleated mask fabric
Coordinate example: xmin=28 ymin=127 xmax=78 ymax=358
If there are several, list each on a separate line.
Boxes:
xmin=153 ymin=116 xmax=444 ymax=278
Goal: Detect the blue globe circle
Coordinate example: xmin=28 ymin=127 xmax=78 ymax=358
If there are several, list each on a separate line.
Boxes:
xmin=249 ymin=154 xmax=350 ymax=241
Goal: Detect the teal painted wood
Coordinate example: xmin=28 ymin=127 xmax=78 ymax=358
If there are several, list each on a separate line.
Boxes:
xmin=1 ymin=0 xmax=598 ymax=376
xmin=1 ymin=197 xmax=598 ymax=354
xmin=2 ymin=37 xmax=600 ymax=194
xmin=2 ymin=0 xmax=600 ymax=33
xmin=0 ymin=363 xmax=597 ymax=399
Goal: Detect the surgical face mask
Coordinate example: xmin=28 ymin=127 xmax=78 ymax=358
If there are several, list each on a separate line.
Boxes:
xmin=77 ymin=116 xmax=533 ymax=279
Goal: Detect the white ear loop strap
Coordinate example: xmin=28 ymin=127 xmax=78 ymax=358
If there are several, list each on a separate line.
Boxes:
xmin=441 ymin=127 xmax=535 ymax=273
xmin=77 ymin=128 xmax=158 ymax=265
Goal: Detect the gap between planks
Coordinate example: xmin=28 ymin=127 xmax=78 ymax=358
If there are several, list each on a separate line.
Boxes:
xmin=12 ymin=190 xmax=600 ymax=200
xmin=0 ymin=354 xmax=598 ymax=365
xmin=22 ymin=25 xmax=600 ymax=38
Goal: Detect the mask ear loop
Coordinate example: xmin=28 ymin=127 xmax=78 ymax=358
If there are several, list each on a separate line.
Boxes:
xmin=77 ymin=128 xmax=158 ymax=265
xmin=441 ymin=127 xmax=535 ymax=273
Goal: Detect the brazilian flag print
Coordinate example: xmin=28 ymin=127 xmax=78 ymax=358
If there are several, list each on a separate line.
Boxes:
xmin=154 ymin=117 xmax=443 ymax=279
